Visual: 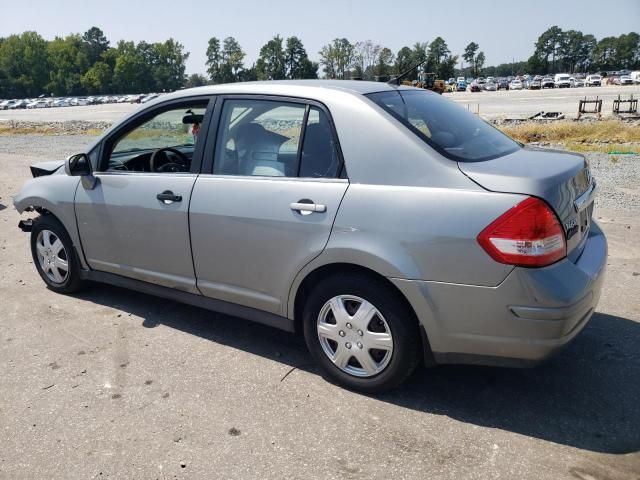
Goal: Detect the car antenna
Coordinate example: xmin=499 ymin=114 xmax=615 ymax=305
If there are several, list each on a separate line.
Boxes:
xmin=388 ymin=60 xmax=427 ymax=86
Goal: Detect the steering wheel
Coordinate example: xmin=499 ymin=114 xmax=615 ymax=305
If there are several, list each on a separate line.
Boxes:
xmin=150 ymin=147 xmax=190 ymax=173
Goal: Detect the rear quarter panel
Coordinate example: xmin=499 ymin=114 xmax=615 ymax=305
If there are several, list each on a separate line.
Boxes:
xmin=316 ymin=184 xmax=521 ymax=286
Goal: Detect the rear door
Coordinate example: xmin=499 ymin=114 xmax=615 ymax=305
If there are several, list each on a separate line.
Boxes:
xmin=189 ymin=96 xmax=348 ymax=315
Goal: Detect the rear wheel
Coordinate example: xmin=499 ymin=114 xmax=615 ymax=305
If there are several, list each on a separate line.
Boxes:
xmin=303 ymin=273 xmax=421 ymax=393
xmin=30 ymin=215 xmax=84 ymax=294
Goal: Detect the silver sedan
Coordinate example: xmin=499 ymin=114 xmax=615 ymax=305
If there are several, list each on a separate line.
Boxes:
xmin=14 ymin=81 xmax=606 ymax=392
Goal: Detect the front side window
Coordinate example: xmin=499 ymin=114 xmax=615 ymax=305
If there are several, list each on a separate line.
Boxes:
xmin=213 ymin=99 xmax=341 ymax=178
xmin=367 ymin=90 xmax=520 ymax=162
xmin=104 ymin=102 xmax=207 ymax=173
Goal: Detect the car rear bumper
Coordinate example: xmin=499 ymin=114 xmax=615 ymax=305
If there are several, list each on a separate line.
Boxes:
xmin=391 ymin=221 xmax=607 ymax=367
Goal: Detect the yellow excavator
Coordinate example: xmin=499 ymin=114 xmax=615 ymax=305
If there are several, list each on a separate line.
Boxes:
xmin=401 ymin=72 xmax=446 ymax=94
xmin=389 ymin=64 xmax=446 ymax=94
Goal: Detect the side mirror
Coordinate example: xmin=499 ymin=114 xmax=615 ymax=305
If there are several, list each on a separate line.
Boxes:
xmin=64 ymin=153 xmax=92 ymax=177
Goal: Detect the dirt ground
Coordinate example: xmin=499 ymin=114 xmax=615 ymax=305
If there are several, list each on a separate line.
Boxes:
xmin=0 ymin=135 xmax=639 ymax=479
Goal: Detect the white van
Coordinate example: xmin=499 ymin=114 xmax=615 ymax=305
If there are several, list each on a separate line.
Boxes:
xmin=554 ymin=74 xmax=571 ymax=88
xmin=630 ymin=72 xmax=640 ymax=84
xmin=585 ymin=75 xmax=602 ymax=87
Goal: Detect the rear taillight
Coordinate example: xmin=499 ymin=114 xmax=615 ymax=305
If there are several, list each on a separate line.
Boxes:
xmin=477 ymin=197 xmax=566 ymax=267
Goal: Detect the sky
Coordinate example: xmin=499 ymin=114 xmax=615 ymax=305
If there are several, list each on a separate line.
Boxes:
xmin=1 ymin=0 xmax=638 ymax=74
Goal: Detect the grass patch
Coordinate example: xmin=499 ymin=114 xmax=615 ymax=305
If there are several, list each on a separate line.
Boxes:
xmin=564 ymin=142 xmax=640 ymax=154
xmin=498 ymin=120 xmax=640 ymax=146
xmin=0 ymin=124 xmax=104 ymax=136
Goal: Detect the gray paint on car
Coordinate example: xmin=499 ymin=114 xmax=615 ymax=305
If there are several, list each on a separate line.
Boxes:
xmin=13 ymin=80 xmax=607 ymax=382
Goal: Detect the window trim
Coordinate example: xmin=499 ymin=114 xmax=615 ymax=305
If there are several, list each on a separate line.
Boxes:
xmin=202 ymin=94 xmax=346 ymax=179
xmin=96 ymin=95 xmax=216 ymax=174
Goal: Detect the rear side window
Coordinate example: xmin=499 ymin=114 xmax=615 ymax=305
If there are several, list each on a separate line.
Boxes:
xmin=213 ymin=99 xmax=341 ymax=178
xmin=367 ymin=90 xmax=520 ymax=162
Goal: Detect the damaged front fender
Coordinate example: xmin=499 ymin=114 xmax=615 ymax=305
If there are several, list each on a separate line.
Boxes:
xmin=13 ymin=174 xmax=88 ymax=269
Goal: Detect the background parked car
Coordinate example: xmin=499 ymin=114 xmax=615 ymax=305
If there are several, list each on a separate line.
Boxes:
xmin=528 ymin=79 xmax=541 ymax=90
xmin=618 ymin=75 xmax=633 ymax=85
xmin=483 ymin=81 xmax=497 ymax=91
xmin=0 ymin=99 xmax=17 ymax=110
xmin=569 ymin=77 xmax=584 ymax=88
xmin=585 ymin=75 xmax=602 ymax=86
xmin=554 ymin=74 xmax=571 ymax=88
xmin=52 ymin=98 xmax=70 ymax=107
xmin=469 ymin=81 xmax=482 ymax=92
xmin=9 ymin=100 xmax=28 ymax=109
xmin=497 ymin=78 xmax=509 ymax=90
xmin=509 ymin=79 xmax=523 ymax=90
xmin=541 ymin=77 xmax=555 ymax=89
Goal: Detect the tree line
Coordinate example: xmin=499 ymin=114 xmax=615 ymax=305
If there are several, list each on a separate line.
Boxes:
xmin=0 ymin=28 xmax=189 ymax=98
xmin=0 ymin=26 xmax=638 ymax=98
xmin=527 ymin=27 xmax=639 ymax=74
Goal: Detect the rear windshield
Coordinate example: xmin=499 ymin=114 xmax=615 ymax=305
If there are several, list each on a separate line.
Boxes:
xmin=367 ymin=89 xmax=520 ymax=162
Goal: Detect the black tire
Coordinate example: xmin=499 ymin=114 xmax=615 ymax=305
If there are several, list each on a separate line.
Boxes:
xmin=303 ymin=273 xmax=422 ymax=393
xmin=30 ymin=214 xmax=84 ymax=294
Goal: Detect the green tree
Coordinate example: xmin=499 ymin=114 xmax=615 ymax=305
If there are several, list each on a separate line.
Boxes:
xmin=112 ymin=40 xmax=148 ymax=93
xmin=0 ymin=31 xmax=49 ymax=97
xmin=427 ymin=37 xmax=449 ymax=66
xmin=474 ymin=51 xmax=486 ymax=76
xmin=205 ymin=37 xmax=222 ymax=82
xmin=438 ymin=54 xmax=458 ymax=80
xmin=238 ymin=63 xmax=258 ymax=82
xmin=221 ymin=37 xmax=245 ymax=82
xmin=150 ymin=38 xmax=189 ymax=91
xmin=256 ymin=35 xmax=286 ymax=80
xmin=353 ymin=40 xmax=380 ymax=79
xmin=593 ymin=36 xmax=618 ymax=71
xmin=394 ymin=46 xmax=414 ymax=76
xmin=46 ymin=34 xmax=89 ymax=95
xmin=284 ymin=36 xmax=316 ymax=79
xmin=319 ymin=38 xmax=354 ymax=79
xmin=615 ymin=32 xmax=640 ymax=69
xmin=82 ymin=26 xmax=109 ymax=65
xmin=185 ymin=73 xmax=208 ymax=88
xmin=579 ymin=34 xmax=598 ymax=72
xmin=80 ymin=61 xmax=112 ymax=93
xmin=534 ymin=26 xmax=564 ymax=73
xmin=463 ymin=42 xmax=479 ymax=75
xmin=374 ymin=47 xmax=394 ymax=78
xmin=411 ymin=42 xmax=428 ymax=65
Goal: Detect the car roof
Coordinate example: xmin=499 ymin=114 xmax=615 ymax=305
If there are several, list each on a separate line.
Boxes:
xmin=156 ymin=80 xmax=411 ymax=104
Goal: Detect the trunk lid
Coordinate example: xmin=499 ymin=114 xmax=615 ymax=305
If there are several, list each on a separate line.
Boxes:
xmin=458 ymin=146 xmax=595 ymax=260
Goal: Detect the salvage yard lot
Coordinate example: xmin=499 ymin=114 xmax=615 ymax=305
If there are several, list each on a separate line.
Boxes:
xmin=0 ymin=134 xmax=639 ymax=479
xmin=0 ymin=84 xmax=639 ymax=124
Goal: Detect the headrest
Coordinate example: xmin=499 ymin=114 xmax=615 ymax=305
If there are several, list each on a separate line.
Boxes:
xmin=182 ymin=114 xmax=204 ymax=124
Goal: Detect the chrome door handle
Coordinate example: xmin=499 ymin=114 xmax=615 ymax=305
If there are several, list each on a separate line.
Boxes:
xmin=290 ymin=202 xmax=326 ymax=213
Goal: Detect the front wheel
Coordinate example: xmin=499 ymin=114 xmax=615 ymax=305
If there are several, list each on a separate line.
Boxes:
xmin=303 ymin=273 xmax=422 ymax=393
xmin=30 ymin=215 xmax=84 ymax=294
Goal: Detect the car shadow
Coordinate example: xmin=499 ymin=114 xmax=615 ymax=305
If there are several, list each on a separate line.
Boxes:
xmin=75 ymin=283 xmax=639 ymax=455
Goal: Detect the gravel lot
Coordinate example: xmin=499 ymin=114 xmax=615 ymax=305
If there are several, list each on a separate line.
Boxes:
xmin=0 ymin=135 xmax=639 ymax=479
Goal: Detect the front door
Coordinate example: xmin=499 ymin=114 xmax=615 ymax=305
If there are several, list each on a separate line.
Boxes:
xmin=75 ymin=98 xmax=212 ymax=293
xmin=190 ymin=97 xmax=348 ymax=315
